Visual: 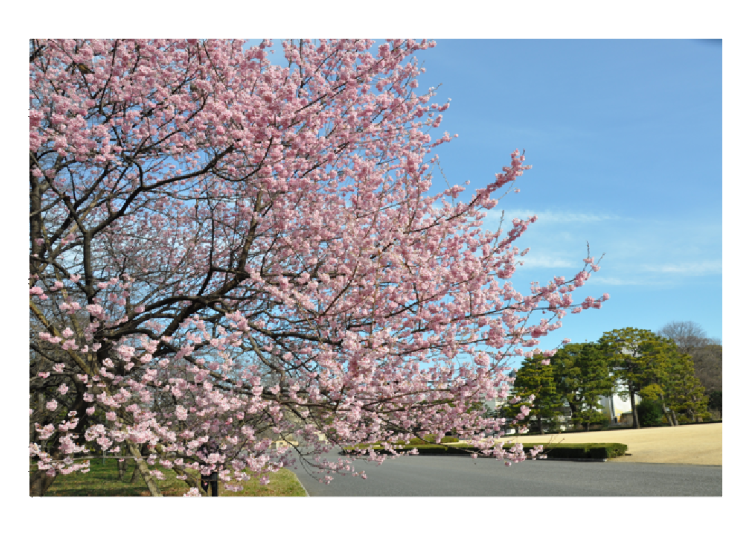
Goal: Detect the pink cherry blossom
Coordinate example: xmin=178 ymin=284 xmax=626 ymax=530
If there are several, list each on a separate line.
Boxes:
xmin=28 ymin=39 xmax=606 ymax=496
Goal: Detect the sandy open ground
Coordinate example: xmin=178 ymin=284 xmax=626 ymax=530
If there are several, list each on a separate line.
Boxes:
xmin=497 ymin=423 xmax=722 ymax=465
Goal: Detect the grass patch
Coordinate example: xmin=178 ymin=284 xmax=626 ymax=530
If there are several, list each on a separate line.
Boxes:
xmin=31 ymin=458 xmax=307 ymax=497
xmin=349 ymin=435 xmax=461 ymax=449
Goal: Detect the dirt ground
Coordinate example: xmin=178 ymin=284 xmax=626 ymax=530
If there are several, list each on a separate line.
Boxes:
xmin=500 ymin=423 xmax=722 ymax=465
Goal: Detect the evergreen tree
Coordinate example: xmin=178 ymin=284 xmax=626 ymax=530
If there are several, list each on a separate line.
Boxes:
xmin=663 ymin=351 xmax=710 ymax=423
xmin=510 ymin=354 xmax=564 ymax=435
xmin=552 ymin=342 xmax=613 ymax=431
xmin=601 ymin=332 xmax=710 ymax=427
xmin=635 ymin=335 xmax=681 ymax=426
xmin=599 ymin=328 xmax=667 ymax=429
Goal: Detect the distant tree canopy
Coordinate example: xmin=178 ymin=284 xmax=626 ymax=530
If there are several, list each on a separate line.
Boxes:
xmin=509 ymin=326 xmax=714 ymax=431
xmin=658 ymin=321 xmax=721 ymax=394
xmin=688 ymin=344 xmax=722 ymax=393
xmin=658 ymin=321 xmax=710 ymax=355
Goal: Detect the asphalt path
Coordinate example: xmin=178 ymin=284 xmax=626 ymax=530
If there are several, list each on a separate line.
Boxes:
xmin=292 ymin=454 xmax=721 ymax=496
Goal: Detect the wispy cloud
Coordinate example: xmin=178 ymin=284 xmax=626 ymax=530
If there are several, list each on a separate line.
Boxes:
xmin=476 ymin=207 xmax=721 ymax=292
xmin=517 ymin=255 xmax=576 ymax=269
xmin=583 ymin=276 xmax=661 ymax=286
xmin=485 ymin=208 xmax=622 ymax=225
xmin=639 ymin=261 xmax=722 ymax=275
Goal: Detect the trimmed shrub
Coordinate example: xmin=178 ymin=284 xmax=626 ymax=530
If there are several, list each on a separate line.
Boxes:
xmin=636 ymin=399 xmax=663 ymax=427
xmin=343 ymin=442 xmax=628 ymax=460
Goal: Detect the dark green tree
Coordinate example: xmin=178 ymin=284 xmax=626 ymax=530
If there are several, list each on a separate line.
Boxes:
xmin=636 ymin=399 xmax=664 ymax=427
xmin=552 ymin=342 xmax=614 ymax=431
xmin=509 ymin=354 xmax=564 ymax=435
xmin=636 ymin=337 xmax=711 ymax=425
xmin=663 ymin=351 xmax=710 ymax=423
xmin=635 ymin=335 xmax=682 ymax=426
xmin=599 ymin=328 xmax=670 ymax=429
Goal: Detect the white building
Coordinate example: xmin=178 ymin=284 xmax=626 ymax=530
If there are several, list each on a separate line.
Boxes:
xmin=599 ymin=383 xmax=641 ymax=423
xmin=599 ymin=345 xmax=642 ymax=423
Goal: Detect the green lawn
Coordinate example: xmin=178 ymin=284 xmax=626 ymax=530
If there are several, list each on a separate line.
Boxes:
xmin=31 ymin=458 xmax=307 ymax=497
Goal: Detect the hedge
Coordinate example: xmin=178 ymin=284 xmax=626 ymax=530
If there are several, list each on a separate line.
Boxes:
xmin=538 ymin=442 xmax=627 ymax=459
xmin=343 ymin=442 xmax=628 ymax=459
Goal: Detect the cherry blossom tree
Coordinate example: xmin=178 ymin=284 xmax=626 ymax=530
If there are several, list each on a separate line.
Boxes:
xmin=29 ymin=38 xmax=607 ymax=496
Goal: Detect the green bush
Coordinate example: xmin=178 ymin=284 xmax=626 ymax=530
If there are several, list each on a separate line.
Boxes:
xmin=343 ymin=441 xmax=628 ymax=459
xmin=529 ymin=442 xmax=627 ymax=459
xmin=636 ymin=399 xmax=663 ymax=427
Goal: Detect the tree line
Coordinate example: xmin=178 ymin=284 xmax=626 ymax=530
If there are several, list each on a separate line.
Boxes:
xmin=501 ymin=322 xmax=721 ymax=434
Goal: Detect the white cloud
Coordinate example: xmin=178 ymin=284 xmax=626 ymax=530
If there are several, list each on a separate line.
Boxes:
xmin=640 ymin=261 xmax=722 ymax=275
xmin=517 ymin=255 xmax=576 ymax=269
xmin=474 ymin=206 xmax=721 ymax=292
xmin=584 ymin=276 xmax=655 ymax=286
xmin=484 ymin=208 xmax=621 ymax=225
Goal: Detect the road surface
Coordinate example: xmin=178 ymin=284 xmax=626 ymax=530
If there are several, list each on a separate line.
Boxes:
xmin=292 ymin=454 xmax=721 ymax=496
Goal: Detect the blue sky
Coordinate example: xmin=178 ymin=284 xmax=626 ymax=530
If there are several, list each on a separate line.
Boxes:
xmin=254 ymin=39 xmax=722 ymax=360
xmin=408 ymin=40 xmax=722 ymax=356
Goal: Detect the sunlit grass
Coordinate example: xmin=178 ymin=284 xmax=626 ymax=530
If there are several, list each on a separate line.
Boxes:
xmin=31 ymin=458 xmax=307 ymax=497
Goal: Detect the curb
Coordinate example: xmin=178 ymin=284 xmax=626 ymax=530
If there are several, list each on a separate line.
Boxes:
xmin=291 ymin=472 xmax=310 ymax=497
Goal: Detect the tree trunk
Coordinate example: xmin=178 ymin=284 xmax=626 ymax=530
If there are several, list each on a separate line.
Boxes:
xmin=118 ymin=458 xmax=128 ymax=481
xmin=538 ymin=415 xmax=544 ymax=435
xmin=130 ymin=464 xmax=141 ymax=483
xmin=126 ymin=440 xmax=162 ymax=497
xmin=30 ymin=450 xmax=64 ymax=496
xmin=568 ymin=401 xmax=579 ymax=430
xmin=659 ymin=394 xmax=674 ymax=426
xmin=30 ymin=467 xmax=57 ymax=497
xmin=661 ymin=405 xmax=674 ymax=426
xmin=671 ymin=410 xmax=680 ymax=426
xmin=690 ymin=396 xmax=701 ymax=422
xmin=629 ymin=388 xmax=640 ymax=429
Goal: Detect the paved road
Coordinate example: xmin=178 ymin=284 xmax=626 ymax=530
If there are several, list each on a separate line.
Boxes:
xmin=292 ymin=454 xmax=721 ymax=496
